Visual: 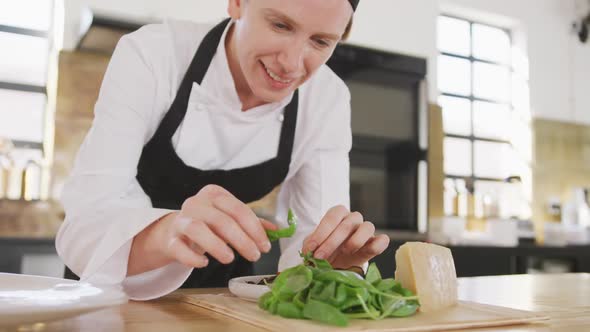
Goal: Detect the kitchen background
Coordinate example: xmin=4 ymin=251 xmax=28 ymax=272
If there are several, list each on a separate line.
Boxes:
xmin=1 ymin=0 xmax=589 ymax=278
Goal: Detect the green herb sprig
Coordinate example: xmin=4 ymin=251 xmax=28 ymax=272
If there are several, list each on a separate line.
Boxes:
xmin=258 ymin=252 xmax=419 ymax=326
xmin=265 ymin=208 xmax=297 ymax=242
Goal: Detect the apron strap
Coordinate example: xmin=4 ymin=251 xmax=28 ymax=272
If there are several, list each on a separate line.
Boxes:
xmin=156 ymin=18 xmax=231 ymax=140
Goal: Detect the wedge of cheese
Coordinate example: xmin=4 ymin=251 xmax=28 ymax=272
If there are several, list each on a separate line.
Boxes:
xmin=394 ymin=242 xmax=458 ymax=313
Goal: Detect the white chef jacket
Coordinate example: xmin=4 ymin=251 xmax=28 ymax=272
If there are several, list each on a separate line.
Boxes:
xmin=56 ymin=19 xmax=352 ymax=301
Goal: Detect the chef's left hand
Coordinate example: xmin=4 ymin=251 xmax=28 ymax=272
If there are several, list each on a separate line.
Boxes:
xmin=302 ymin=206 xmax=390 ymax=269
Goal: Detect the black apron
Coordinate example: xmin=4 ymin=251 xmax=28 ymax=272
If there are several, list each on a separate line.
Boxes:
xmin=65 ymin=18 xmax=299 ymax=288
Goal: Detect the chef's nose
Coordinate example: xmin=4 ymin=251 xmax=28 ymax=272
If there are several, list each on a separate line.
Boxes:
xmin=277 ymin=39 xmax=305 ymax=74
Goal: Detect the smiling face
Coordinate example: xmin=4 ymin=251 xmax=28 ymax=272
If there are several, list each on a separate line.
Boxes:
xmin=226 ymin=0 xmax=353 ymax=107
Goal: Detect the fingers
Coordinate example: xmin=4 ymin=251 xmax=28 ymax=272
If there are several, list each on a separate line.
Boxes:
xmin=302 ymin=205 xmax=350 ymax=254
xmin=167 ymin=236 xmax=209 ymax=268
xmin=179 ymin=201 xmax=263 ymax=263
xmin=313 ymin=211 xmax=364 ymax=260
xmin=260 ymin=218 xmax=279 ymax=231
xmin=201 ymin=207 xmax=262 ymax=262
xmin=354 ymin=234 xmax=390 ymax=261
xmin=211 ymin=190 xmax=272 ymax=253
xmin=341 ymin=221 xmax=376 ymax=255
xmin=181 ymin=217 xmax=235 ymax=264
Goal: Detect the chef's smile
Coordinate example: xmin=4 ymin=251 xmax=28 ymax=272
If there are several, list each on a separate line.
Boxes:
xmin=259 ymin=60 xmax=297 ymax=90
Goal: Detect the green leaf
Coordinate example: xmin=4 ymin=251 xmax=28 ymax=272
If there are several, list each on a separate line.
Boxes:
xmin=266 ymin=208 xmax=298 ymax=242
xmin=376 ymin=278 xmax=401 ymax=292
xmin=339 ymin=297 xmax=361 ymax=311
xmin=293 ymin=289 xmax=308 ymax=309
xmin=301 ymin=251 xmax=332 ymax=270
xmin=389 ymin=303 xmax=419 ymax=317
xmin=258 ymin=291 xmax=274 ymax=310
xmin=355 ymin=293 xmax=379 ymax=320
xmin=269 ymin=297 xmax=280 ymax=315
xmin=283 ymin=265 xmax=313 ymax=294
xmin=333 ymin=283 xmax=348 ymax=307
xmin=271 ymin=264 xmax=311 ymax=295
xmin=315 ymin=281 xmax=336 ymax=302
xmin=315 ymin=270 xmax=379 ymax=292
xmin=309 ymin=281 xmax=326 ymax=300
xmin=379 ymin=297 xmax=405 ymax=319
xmin=365 ymin=262 xmax=382 ymax=285
xmin=277 ymin=301 xmax=304 ymax=319
xmin=303 ymin=299 xmax=349 ymax=327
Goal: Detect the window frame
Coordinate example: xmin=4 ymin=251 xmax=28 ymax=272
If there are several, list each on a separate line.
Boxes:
xmin=438 ymin=14 xmax=516 ymax=188
xmin=0 ymin=21 xmax=50 ymax=151
xmin=0 ymin=3 xmax=56 ymax=201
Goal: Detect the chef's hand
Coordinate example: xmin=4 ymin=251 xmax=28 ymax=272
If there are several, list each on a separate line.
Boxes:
xmin=128 ymin=184 xmax=277 ymax=276
xmin=301 ymin=206 xmax=389 ymax=269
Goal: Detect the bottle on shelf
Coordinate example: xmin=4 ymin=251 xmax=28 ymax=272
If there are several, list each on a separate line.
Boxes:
xmin=0 ymin=155 xmax=8 ymax=200
xmin=0 ymin=137 xmax=14 ymax=200
xmin=22 ymin=159 xmax=42 ymax=201
xmin=444 ymin=178 xmax=457 ymax=216
xmin=454 ymin=179 xmax=468 ymax=218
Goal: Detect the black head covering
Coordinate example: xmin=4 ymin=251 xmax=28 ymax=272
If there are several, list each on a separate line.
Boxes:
xmin=349 ymin=0 xmax=360 ymax=11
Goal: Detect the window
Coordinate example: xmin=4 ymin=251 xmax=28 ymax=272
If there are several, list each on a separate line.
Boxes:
xmin=0 ymin=1 xmax=59 ymax=200
xmin=437 ymin=15 xmax=532 ymax=220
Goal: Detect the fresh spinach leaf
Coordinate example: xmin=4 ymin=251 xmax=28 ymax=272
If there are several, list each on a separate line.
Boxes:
xmin=266 ymin=208 xmax=297 ymax=242
xmin=303 ymin=299 xmax=348 ymax=327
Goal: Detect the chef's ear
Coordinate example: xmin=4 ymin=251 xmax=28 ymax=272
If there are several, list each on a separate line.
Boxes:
xmin=228 ymin=0 xmax=245 ymax=20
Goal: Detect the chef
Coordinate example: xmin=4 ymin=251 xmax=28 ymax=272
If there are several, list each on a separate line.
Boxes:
xmin=56 ymin=0 xmax=390 ymax=300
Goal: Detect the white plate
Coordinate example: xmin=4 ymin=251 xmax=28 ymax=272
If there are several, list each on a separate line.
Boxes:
xmin=0 ymin=272 xmax=128 ymax=327
xmin=228 ymin=274 xmax=275 ymax=302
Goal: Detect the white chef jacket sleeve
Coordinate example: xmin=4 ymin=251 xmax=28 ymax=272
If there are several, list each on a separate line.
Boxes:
xmin=276 ymin=84 xmax=368 ymax=272
xmin=55 ymin=25 xmax=193 ymax=301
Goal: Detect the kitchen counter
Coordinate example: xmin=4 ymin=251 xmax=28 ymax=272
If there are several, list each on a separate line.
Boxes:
xmin=35 ymin=273 xmax=590 ymax=331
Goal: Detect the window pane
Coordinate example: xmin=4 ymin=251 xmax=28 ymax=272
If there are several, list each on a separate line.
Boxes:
xmin=474 ymin=141 xmax=512 ymax=178
xmin=472 ymin=24 xmax=510 ymax=64
xmin=0 ymin=1 xmax=53 ymax=31
xmin=473 ymin=101 xmax=511 ymax=140
xmin=0 ymin=31 xmax=49 ymax=86
xmin=439 ymin=95 xmax=471 ymax=136
xmin=444 ymin=137 xmax=472 ymax=176
xmin=475 ymin=180 xmax=530 ymax=219
xmin=437 ymin=16 xmax=470 ymax=56
xmin=0 ymin=89 xmax=46 ymax=142
xmin=438 ymin=55 xmax=471 ymax=96
xmin=473 ymin=61 xmax=510 ymax=102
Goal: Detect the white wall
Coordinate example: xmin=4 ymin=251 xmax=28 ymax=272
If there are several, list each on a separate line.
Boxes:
xmin=439 ymin=0 xmax=590 ymax=125
xmin=63 ymin=0 xmax=590 ymax=124
xmin=346 ymin=0 xmax=439 ymax=101
xmin=62 ymin=0 xmax=227 ymax=51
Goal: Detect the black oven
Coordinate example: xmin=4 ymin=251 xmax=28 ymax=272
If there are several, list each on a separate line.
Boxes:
xmin=327 ymin=44 xmax=428 ymax=233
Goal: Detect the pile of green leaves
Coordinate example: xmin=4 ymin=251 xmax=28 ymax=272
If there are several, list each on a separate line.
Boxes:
xmin=258 ymin=252 xmax=420 ymax=326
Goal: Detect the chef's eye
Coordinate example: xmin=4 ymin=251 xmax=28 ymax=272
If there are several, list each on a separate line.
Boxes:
xmin=273 ymin=22 xmax=290 ymax=31
xmin=313 ymin=38 xmax=331 ymax=48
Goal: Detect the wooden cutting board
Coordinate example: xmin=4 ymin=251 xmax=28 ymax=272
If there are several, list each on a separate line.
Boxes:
xmin=179 ymin=293 xmax=549 ymax=332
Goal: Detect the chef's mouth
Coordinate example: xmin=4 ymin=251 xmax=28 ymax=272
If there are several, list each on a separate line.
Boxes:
xmin=259 ymin=60 xmax=298 ymax=86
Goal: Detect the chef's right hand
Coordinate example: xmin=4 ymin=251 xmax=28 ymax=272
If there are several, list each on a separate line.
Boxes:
xmin=128 ymin=184 xmax=277 ymax=276
xmin=170 ymin=184 xmax=277 ymax=267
